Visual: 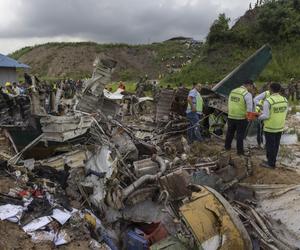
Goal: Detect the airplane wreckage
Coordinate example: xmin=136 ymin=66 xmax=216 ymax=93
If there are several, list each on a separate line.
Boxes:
xmin=1 ymin=45 xmax=299 ymax=250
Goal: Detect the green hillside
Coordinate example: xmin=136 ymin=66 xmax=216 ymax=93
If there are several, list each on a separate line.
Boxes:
xmin=168 ymin=0 xmax=300 ymax=84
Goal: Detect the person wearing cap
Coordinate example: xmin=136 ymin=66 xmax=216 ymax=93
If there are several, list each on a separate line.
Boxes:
xmin=3 ymin=82 xmax=16 ymax=97
xmin=254 ymin=85 xmax=271 ymax=147
xmin=258 ymin=82 xmax=288 ymax=168
xmin=225 ymin=80 xmax=255 ymax=155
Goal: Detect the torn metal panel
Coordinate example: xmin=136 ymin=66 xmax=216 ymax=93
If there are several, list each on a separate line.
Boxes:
xmin=76 ymin=58 xmax=117 ymax=114
xmin=111 ymin=127 xmax=138 ymax=161
xmin=125 ymin=186 xmax=158 ymax=206
xmin=212 ymin=45 xmax=272 ymax=97
xmin=101 ymin=98 xmax=121 ymax=117
xmin=133 ymin=158 xmax=159 ymax=177
xmin=30 ymin=76 xmax=46 ymax=116
xmin=40 ymin=115 xmax=93 ymax=142
xmin=205 ymin=95 xmax=228 ymax=113
xmin=155 ymin=89 xmax=175 ymax=122
xmin=159 ymin=169 xmax=191 ymax=200
xmin=39 ymin=150 xmax=88 ymax=170
xmin=122 ymin=200 xmax=180 ymax=236
xmin=0 ymin=129 xmax=16 ymax=159
xmin=180 ymin=186 xmax=252 ymax=250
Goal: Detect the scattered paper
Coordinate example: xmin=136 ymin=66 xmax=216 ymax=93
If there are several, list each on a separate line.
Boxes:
xmin=23 ymin=216 xmax=53 ymax=232
xmin=0 ymin=204 xmax=23 ymax=220
xmin=51 ymin=208 xmax=71 ymax=225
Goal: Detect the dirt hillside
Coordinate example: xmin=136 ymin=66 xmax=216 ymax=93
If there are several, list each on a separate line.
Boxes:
xmin=11 ymin=40 xmax=201 ymax=81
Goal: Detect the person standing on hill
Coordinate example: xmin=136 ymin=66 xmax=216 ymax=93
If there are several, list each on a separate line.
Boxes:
xmin=258 ymin=83 xmax=288 ymax=168
xmin=225 ymin=80 xmax=255 ymax=155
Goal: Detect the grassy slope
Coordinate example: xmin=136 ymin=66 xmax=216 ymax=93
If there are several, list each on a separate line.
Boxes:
xmin=167 ymin=0 xmax=300 ymax=85
xmin=165 ymin=41 xmax=300 ymax=85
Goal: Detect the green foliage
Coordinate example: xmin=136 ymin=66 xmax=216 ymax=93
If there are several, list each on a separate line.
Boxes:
xmin=119 ymin=69 xmax=138 ymax=81
xmin=256 ymin=0 xmax=300 ymax=43
xmin=207 ymin=13 xmax=231 ymax=45
xmin=167 ymin=0 xmax=300 ymax=86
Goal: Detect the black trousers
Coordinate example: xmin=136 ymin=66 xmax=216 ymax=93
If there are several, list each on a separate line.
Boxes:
xmin=225 ymin=118 xmax=248 ymax=154
xmin=264 ymin=131 xmax=282 ymax=167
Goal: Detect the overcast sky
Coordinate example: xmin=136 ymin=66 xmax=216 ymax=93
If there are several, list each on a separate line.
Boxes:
xmin=0 ymin=0 xmax=255 ymax=54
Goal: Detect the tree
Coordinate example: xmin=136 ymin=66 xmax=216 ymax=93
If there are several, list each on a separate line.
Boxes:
xmin=294 ymin=0 xmax=300 ymax=10
xmin=207 ymin=14 xmax=231 ymax=44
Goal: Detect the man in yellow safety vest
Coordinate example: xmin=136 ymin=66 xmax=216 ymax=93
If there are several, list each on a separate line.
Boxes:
xmin=258 ymin=83 xmax=288 ymax=168
xmin=225 ymin=80 xmax=255 ymax=155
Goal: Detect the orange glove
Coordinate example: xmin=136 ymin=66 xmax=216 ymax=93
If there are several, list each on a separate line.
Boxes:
xmin=247 ymin=112 xmax=259 ymax=121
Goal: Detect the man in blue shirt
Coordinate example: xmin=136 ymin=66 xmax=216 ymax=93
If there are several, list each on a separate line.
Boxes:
xmin=186 ymin=83 xmax=204 ymax=143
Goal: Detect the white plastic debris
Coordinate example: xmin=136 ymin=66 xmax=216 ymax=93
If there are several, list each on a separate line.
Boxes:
xmin=51 ymin=208 xmax=71 ymax=225
xmin=0 ymin=204 xmax=24 ymax=220
xmin=23 ymin=216 xmax=53 ymax=232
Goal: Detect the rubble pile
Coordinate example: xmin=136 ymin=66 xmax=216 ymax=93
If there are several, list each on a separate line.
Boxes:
xmin=0 ymin=58 xmax=300 ymax=250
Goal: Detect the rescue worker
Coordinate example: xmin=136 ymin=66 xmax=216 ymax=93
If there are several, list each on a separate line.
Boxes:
xmin=296 ymin=81 xmax=300 ymax=101
xmin=258 ymin=83 xmax=288 ymax=168
xmin=12 ymin=82 xmax=21 ymax=95
xmin=3 ymin=82 xmax=16 ymax=97
xmin=209 ymin=109 xmax=225 ymax=136
xmin=254 ymin=87 xmax=271 ymax=147
xmin=287 ymin=78 xmax=296 ymax=102
xmin=118 ymin=81 xmax=126 ymax=91
xmin=152 ymin=81 xmax=160 ymax=103
xmin=186 ymin=83 xmax=204 ymax=143
xmin=225 ymin=80 xmax=255 ymax=155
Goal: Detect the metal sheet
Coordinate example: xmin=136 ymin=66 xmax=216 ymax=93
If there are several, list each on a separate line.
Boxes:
xmin=133 ymin=158 xmax=159 ymax=177
xmin=180 ymin=186 xmax=252 ymax=250
xmin=155 ymin=89 xmax=175 ymax=122
xmin=212 ymin=45 xmax=272 ymax=97
xmin=0 ymin=53 xmax=30 ymax=68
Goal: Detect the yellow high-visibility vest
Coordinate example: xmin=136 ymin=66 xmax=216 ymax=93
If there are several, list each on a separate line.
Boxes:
xmin=228 ymin=87 xmax=248 ymax=120
xmin=264 ymin=94 xmax=288 ymax=133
